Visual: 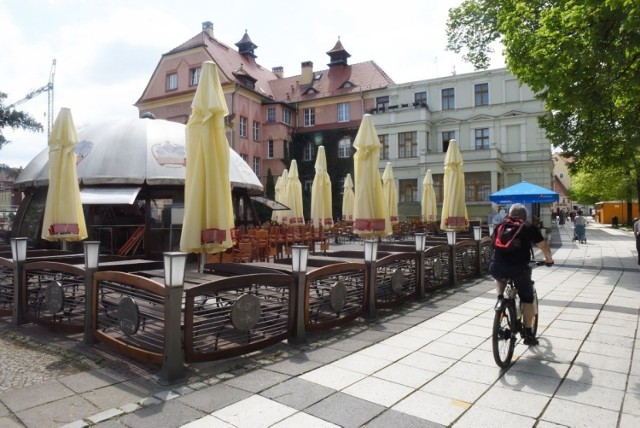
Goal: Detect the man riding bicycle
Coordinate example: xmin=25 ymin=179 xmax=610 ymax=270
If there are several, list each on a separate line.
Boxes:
xmin=489 ymin=204 xmax=554 ymax=346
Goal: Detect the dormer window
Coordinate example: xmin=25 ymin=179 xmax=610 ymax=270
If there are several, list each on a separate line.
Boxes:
xmin=342 ymin=81 xmax=354 ymax=88
xmin=305 ymin=88 xmax=318 ymax=95
xmin=166 ymin=73 xmax=177 ymax=91
xmin=190 ymin=67 xmax=200 ymax=86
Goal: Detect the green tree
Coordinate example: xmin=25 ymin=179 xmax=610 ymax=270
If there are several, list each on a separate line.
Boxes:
xmin=570 ymin=167 xmax=638 ymax=205
xmin=0 ymin=92 xmax=44 ymax=151
xmin=447 ymin=0 xmax=640 ymax=218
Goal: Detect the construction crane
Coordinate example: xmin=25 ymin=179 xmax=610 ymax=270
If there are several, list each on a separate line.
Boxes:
xmin=7 ymin=59 xmax=56 ymax=138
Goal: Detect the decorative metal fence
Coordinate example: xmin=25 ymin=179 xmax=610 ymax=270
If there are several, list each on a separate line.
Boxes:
xmin=375 ymin=252 xmax=418 ymax=309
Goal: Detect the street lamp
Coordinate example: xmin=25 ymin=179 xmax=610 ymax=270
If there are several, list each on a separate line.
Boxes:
xmin=364 ymin=239 xmax=378 ymax=318
xmin=10 ymin=237 xmax=27 ymax=326
xmin=446 ymin=230 xmax=457 ymax=245
xmin=290 ymin=245 xmax=309 ymax=344
xmin=159 ymin=251 xmax=187 ymax=384
xmin=83 ymin=241 xmax=101 ymax=345
xmin=163 ymin=252 xmax=187 ymax=288
xmin=473 ymin=226 xmax=482 ymax=241
xmin=414 ymin=233 xmax=426 ymax=298
xmin=10 ymin=237 xmax=27 ymax=263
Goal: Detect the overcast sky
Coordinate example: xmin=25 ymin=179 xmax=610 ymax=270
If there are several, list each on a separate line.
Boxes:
xmin=0 ymin=0 xmax=505 ymax=168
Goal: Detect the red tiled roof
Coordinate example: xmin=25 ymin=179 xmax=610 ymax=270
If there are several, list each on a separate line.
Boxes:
xmin=269 ymin=61 xmax=394 ymax=102
xmin=168 ymin=30 xmax=278 ymax=98
xmin=554 ymin=175 xmax=569 ymax=195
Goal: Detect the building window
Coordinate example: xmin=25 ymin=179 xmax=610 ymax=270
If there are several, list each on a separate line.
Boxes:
xmin=465 ymin=172 xmax=491 ymax=202
xmin=303 ymin=108 xmax=315 ymax=126
xmin=166 ymin=73 xmax=177 ymax=91
xmin=399 ymin=179 xmax=418 ymax=203
xmin=338 ymin=102 xmax=350 ymax=122
xmin=376 ymin=96 xmax=389 ymax=112
xmin=267 ymin=140 xmax=274 ymax=159
xmin=240 ymin=153 xmax=248 ymax=162
xmin=475 ymin=128 xmax=490 ymax=149
xmin=239 ymin=116 xmax=247 ymax=138
xmin=379 ymin=134 xmax=389 ymax=159
xmin=253 ymin=121 xmax=260 ymax=141
xmin=303 ymin=141 xmax=315 ymax=161
xmin=442 ymin=88 xmax=455 ymax=110
xmin=267 ymin=107 xmax=276 ymax=122
xmin=253 ymin=157 xmax=261 ymax=177
xmin=338 ymin=138 xmax=352 ymax=158
xmin=442 ymin=131 xmax=455 ymax=153
xmin=189 ymin=68 xmax=200 ymax=86
xmin=304 ymin=179 xmax=313 ymax=194
xmin=475 ymin=83 xmax=489 ymax=106
xmin=282 ymin=109 xmax=291 ymax=125
xmin=398 ymin=131 xmax=417 ymax=158
xmin=414 ymin=91 xmax=427 ymax=107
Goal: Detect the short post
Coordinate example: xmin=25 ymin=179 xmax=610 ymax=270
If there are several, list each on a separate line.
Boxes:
xmin=11 ymin=237 xmax=27 ymax=326
xmin=364 ymin=239 xmax=378 ymax=318
xmin=159 ymin=252 xmax=187 ymax=385
xmin=414 ymin=233 xmax=426 ymax=298
xmin=446 ymin=230 xmax=457 ymax=287
xmin=473 ymin=226 xmax=482 ymax=277
xmin=289 ymin=245 xmax=309 ymax=345
xmin=83 ymin=241 xmax=100 ymax=345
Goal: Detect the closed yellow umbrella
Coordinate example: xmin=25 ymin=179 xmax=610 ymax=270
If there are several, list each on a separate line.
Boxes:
xmin=342 ymin=173 xmax=355 ymax=222
xmin=286 ymin=160 xmax=304 ymax=225
xmin=272 ymin=169 xmax=288 ymax=223
xmin=440 ymin=139 xmax=469 ymax=231
xmin=42 ymin=107 xmax=87 ymax=243
xmin=421 ymin=169 xmax=437 ymax=223
xmin=180 ymin=61 xmax=234 ymax=255
xmin=382 ymin=162 xmax=399 ymax=225
xmin=310 ymin=146 xmax=333 ymax=228
xmin=353 ymin=114 xmax=390 ymax=237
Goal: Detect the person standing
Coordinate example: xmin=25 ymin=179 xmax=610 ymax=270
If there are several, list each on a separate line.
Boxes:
xmin=634 ymin=218 xmax=640 ymax=265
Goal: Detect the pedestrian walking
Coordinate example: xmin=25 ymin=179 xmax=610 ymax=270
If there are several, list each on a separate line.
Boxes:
xmin=558 ymin=210 xmax=566 ymax=228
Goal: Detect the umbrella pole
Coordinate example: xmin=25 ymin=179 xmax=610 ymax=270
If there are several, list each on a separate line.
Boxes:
xmin=62 ymin=241 xmax=68 ymax=251
xmin=199 ymin=251 xmax=205 ymax=273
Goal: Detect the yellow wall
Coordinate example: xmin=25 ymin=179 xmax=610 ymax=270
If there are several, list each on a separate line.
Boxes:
xmin=594 ymin=201 xmax=640 ymax=224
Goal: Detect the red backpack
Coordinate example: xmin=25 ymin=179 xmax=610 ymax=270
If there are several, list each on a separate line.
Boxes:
xmin=493 ymin=216 xmax=525 ymax=252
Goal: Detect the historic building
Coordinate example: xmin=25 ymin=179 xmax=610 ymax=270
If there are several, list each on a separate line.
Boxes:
xmin=136 ymin=21 xmax=553 ymax=224
xmin=367 ymin=69 xmax=554 ymax=224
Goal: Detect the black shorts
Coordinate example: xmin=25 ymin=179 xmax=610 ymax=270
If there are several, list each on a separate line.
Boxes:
xmin=489 ymin=262 xmax=534 ymax=303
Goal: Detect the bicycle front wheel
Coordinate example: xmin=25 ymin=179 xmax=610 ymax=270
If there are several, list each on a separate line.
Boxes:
xmin=493 ymin=302 xmax=516 ymax=368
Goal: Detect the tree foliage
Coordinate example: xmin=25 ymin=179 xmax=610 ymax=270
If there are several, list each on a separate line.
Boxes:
xmin=0 ymin=91 xmax=44 ymax=151
xmin=446 ymin=0 xmax=640 ymax=210
xmin=570 ymin=167 xmax=638 ymax=205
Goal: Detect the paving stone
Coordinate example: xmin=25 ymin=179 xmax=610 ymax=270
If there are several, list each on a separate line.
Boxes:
xmin=261 ymin=377 xmax=335 ymax=410
xmin=176 ymin=383 xmax=251 ymax=413
xmin=0 ymin=379 xmax=75 ymax=412
xmin=118 ymin=399 xmax=205 ymax=428
xmin=224 ymin=368 xmax=290 ymax=393
xmin=264 ymin=356 xmax=323 ymax=376
xmin=16 ymin=395 xmax=98 ymax=427
xmin=87 ymin=408 xmax=125 ymax=424
xmin=366 ymin=409 xmax=446 ymax=428
xmin=306 ymin=392 xmax=385 ymax=428
xmin=59 ymin=369 xmax=128 ymax=394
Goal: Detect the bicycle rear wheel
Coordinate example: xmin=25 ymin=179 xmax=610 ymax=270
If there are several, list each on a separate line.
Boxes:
xmin=493 ymin=302 xmax=516 ymax=368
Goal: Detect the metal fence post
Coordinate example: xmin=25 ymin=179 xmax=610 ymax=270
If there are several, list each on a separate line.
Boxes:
xmin=11 ymin=238 xmax=27 ymax=326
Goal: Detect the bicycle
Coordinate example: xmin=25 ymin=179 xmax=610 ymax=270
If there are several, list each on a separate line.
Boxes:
xmin=492 ymin=260 xmax=552 ymax=368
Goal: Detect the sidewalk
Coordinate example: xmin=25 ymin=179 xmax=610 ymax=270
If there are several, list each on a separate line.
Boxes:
xmin=1 ymin=222 xmax=638 ymax=427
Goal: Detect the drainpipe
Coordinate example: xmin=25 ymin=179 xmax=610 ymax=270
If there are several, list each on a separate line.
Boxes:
xmin=229 ymin=84 xmax=238 ymax=150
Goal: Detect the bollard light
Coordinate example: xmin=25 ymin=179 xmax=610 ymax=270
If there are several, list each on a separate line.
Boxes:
xmin=291 ymin=245 xmax=309 ymax=273
xmin=414 ymin=233 xmax=426 ymax=252
xmin=446 ymin=230 xmax=457 ymax=246
xmin=10 ymin=237 xmax=27 ymax=262
xmin=364 ymin=239 xmax=378 ymax=263
xmin=488 ymin=224 xmax=495 ymax=236
xmin=163 ymin=252 xmax=187 ymax=287
xmin=83 ymin=241 xmax=101 ymax=269
xmin=473 ymin=226 xmax=482 ymax=241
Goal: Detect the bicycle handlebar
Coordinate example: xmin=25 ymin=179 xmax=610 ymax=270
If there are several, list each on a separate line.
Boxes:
xmin=533 ymin=260 xmax=554 ymax=267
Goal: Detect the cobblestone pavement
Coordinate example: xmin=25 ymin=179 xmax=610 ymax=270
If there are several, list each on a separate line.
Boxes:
xmin=0 ymin=328 xmax=98 ymax=393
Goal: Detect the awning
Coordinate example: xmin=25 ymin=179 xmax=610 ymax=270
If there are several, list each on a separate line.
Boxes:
xmin=80 ymin=187 xmax=141 ymax=205
xmin=250 ymin=196 xmax=289 ymax=210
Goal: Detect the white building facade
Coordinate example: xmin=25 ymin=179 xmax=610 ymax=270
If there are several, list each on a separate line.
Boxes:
xmin=367 ymin=68 xmax=554 ymax=226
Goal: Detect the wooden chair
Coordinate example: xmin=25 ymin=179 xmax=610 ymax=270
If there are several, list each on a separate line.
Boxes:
xmin=233 ymin=240 xmax=253 ymax=263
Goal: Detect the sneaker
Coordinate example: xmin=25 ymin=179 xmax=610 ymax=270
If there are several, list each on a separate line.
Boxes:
xmin=523 ymin=335 xmax=539 ymax=346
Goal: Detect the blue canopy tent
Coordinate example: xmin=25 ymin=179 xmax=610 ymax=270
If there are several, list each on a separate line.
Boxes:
xmin=490 ymin=181 xmax=559 ymax=204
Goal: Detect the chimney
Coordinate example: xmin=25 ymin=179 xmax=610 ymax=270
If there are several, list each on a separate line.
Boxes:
xmin=301 ymin=61 xmax=313 ymax=85
xmin=202 ymin=21 xmax=214 ymax=38
xmin=272 ymin=66 xmax=284 ymax=79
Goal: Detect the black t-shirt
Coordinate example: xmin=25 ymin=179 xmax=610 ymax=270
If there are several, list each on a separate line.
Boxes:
xmin=492 ymin=221 xmax=544 ymax=265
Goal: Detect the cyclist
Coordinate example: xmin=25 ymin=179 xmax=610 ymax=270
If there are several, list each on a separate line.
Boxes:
xmin=489 ymin=203 xmax=554 ymax=346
